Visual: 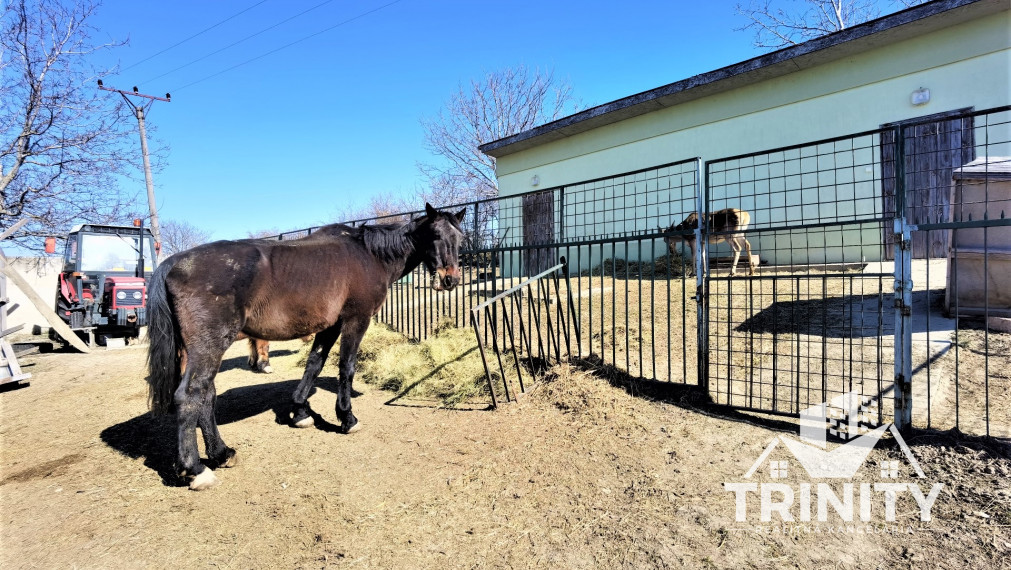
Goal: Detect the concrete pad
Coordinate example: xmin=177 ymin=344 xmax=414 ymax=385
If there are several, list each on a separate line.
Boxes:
xmin=988 ymin=317 xmax=1011 ymax=333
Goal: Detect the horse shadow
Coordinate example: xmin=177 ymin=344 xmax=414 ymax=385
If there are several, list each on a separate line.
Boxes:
xmin=100 ymin=374 xmax=359 ymax=483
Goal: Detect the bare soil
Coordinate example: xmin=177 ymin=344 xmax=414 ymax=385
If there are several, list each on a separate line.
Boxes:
xmin=2 ymin=339 xmax=1010 ymax=569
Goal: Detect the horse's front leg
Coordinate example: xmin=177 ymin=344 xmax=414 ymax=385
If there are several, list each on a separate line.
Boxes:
xmin=335 ymin=318 xmax=371 ymax=434
xmin=290 ymin=323 xmax=341 ymax=428
xmin=688 ymin=238 xmax=700 ymax=277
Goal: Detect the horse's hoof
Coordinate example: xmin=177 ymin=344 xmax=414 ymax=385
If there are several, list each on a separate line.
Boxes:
xmin=189 ymin=468 xmax=220 ymax=491
xmin=293 ymin=416 xmax=314 ymax=428
xmin=345 ymin=421 xmax=361 ymax=434
xmin=261 ymin=365 xmax=273 ymax=374
xmin=220 ymin=448 xmax=238 ymax=468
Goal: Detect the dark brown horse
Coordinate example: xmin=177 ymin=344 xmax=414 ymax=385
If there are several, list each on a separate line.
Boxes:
xmin=147 ymin=204 xmax=466 ymax=490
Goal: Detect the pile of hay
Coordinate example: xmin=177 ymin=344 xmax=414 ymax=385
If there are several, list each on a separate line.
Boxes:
xmin=297 ymin=320 xmax=509 ymax=408
xmin=581 ymin=253 xmax=688 ymax=279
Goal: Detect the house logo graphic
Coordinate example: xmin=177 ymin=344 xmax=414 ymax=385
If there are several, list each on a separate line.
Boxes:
xmin=724 ymin=392 xmax=943 ymax=525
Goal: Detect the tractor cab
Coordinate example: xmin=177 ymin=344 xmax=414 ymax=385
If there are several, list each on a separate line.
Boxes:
xmin=56 ymin=224 xmax=158 ymax=338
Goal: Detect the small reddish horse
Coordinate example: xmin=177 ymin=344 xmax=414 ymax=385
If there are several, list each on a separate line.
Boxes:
xmin=147 ymin=204 xmax=465 ymax=490
xmin=235 ymin=334 xmax=312 ymax=374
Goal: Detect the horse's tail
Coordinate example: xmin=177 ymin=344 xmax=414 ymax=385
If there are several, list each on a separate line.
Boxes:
xmin=146 ymin=257 xmax=181 ymax=415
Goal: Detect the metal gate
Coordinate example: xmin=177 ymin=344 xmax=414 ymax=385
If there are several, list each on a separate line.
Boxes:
xmin=700 ymin=106 xmax=1010 ymax=437
xmin=702 ymin=129 xmax=896 ymax=424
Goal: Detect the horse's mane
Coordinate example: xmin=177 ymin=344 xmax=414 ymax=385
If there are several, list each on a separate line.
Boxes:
xmin=313 ymin=220 xmax=416 ymax=262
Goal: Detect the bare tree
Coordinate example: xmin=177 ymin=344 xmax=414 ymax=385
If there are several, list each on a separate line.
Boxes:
xmin=159 ymin=219 xmax=212 ymax=256
xmin=246 ymin=228 xmax=282 ymax=239
xmin=1 ymin=0 xmax=141 ymax=252
xmin=333 ymin=194 xmax=413 ymax=225
xmin=735 ymin=0 xmax=926 ymax=49
xmin=418 ymin=66 xmax=580 ymax=204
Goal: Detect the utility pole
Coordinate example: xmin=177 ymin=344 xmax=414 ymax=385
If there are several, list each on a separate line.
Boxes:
xmin=98 ymin=80 xmax=170 ymax=253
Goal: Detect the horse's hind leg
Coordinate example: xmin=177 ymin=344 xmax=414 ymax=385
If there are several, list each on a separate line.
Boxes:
xmin=743 ymin=236 xmax=756 ymax=275
xmin=335 ymin=318 xmax=371 ymax=434
xmin=290 ymin=323 xmax=342 ymax=428
xmin=198 ymin=381 xmax=237 ymax=469
xmin=175 ymin=347 xmax=229 ymax=490
xmin=729 ymin=236 xmax=743 ymax=277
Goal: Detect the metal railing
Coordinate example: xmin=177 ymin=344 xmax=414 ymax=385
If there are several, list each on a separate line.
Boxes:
xmin=470 ymin=257 xmax=580 ymax=406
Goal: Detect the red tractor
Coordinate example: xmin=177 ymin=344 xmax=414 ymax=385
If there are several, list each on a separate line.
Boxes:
xmin=51 ymin=222 xmax=158 ymax=344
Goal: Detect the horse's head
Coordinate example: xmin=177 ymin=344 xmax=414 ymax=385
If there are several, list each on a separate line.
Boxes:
xmin=663 ymin=213 xmax=699 ymax=254
xmin=416 ymin=203 xmax=467 ymax=291
xmin=660 ymin=222 xmax=678 ymax=254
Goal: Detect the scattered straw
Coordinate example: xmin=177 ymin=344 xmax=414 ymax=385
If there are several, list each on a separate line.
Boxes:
xmin=581 ymin=254 xmax=688 ymax=278
xmin=297 ymin=319 xmax=512 ymax=408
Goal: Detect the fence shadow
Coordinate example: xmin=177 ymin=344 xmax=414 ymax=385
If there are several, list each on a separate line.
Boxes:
xmin=734 ymin=289 xmax=950 ymax=338
xmin=903 ymin=427 xmax=1011 ymax=461
xmin=570 ymin=354 xmax=800 ymax=434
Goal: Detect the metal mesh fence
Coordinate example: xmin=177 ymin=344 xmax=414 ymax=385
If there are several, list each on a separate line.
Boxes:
xmin=269 ymin=106 xmax=1010 ymax=437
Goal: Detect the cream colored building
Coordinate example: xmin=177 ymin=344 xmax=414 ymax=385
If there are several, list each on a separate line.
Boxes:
xmin=480 ymin=0 xmax=1011 ymax=271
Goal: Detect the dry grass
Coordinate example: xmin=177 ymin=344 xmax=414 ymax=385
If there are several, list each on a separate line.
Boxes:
xmin=296 ymin=320 xmax=511 ymax=408
xmin=580 ymin=253 xmax=689 ymax=278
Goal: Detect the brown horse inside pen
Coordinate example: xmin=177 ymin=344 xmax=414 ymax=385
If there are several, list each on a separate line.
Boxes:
xmin=146 ymin=204 xmax=466 ymax=490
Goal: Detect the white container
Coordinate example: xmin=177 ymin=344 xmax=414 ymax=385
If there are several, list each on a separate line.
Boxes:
xmin=945 ymin=157 xmax=1011 ymax=317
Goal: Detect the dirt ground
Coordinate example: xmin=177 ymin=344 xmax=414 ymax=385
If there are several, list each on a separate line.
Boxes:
xmin=2 ymin=338 xmax=1010 ymax=569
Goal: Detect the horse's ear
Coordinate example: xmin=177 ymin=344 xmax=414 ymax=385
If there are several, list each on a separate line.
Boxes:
xmin=425 ymin=203 xmax=438 ymax=218
xmin=454 ymin=208 xmax=466 ymax=223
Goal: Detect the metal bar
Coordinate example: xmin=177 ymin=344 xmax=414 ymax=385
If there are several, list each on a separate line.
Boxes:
xmin=485 ymin=305 xmax=511 ymax=403
xmin=509 ymin=289 xmax=534 ymax=380
xmin=501 ymin=295 xmax=526 ymax=395
xmin=698 ymin=157 xmax=709 ymax=393
xmin=893 ymin=126 xmax=913 ymax=430
xmin=561 ymin=257 xmax=581 ymax=358
xmin=470 ymin=311 xmax=499 ymax=408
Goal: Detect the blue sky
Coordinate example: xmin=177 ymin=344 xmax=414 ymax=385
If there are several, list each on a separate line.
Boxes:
xmin=88 ymin=0 xmax=905 ymax=240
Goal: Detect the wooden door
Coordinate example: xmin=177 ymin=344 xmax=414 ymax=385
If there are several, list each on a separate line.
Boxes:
xmin=522 ymin=190 xmax=556 ymax=276
xmin=881 ymin=109 xmax=975 ymax=259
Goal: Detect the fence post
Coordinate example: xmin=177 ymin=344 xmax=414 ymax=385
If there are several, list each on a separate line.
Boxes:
xmin=893 ymin=127 xmax=914 ymax=430
xmin=696 ymin=157 xmax=709 ymax=392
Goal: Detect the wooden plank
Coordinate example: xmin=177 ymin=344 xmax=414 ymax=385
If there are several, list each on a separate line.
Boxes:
xmin=0 ymin=268 xmax=90 ymax=353
xmin=0 ymin=340 xmax=31 ymax=385
xmin=0 ymin=323 xmax=24 ymax=338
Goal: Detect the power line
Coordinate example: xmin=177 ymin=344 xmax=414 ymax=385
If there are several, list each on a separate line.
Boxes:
xmin=119 ymin=0 xmax=270 ymax=74
xmin=139 ymin=0 xmax=341 ymax=86
xmin=170 ymin=0 xmax=405 ymax=93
